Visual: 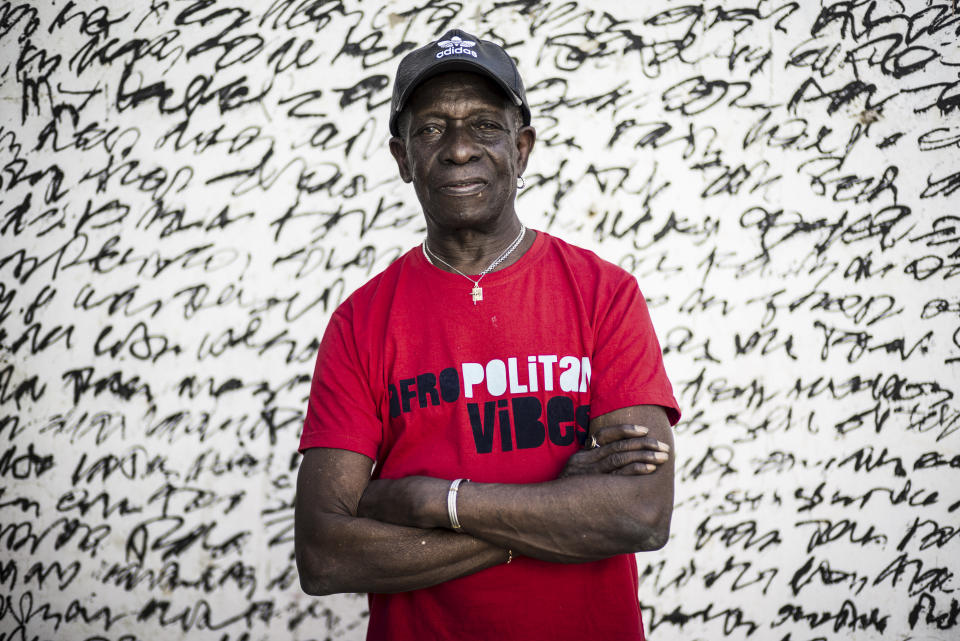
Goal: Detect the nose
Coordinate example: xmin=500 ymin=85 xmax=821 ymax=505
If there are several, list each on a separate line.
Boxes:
xmin=441 ymin=123 xmax=481 ymax=165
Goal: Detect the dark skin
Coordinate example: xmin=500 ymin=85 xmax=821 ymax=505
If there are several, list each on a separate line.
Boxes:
xmin=295 ymin=71 xmax=675 ymax=596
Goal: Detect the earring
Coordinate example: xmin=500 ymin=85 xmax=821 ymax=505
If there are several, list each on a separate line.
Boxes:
xmin=517 ymin=175 xmax=525 ymax=189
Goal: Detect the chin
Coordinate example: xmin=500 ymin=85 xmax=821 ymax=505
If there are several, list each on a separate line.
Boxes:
xmin=431 ymin=207 xmax=503 ymax=230
xmin=426 ymin=197 xmax=507 ymax=226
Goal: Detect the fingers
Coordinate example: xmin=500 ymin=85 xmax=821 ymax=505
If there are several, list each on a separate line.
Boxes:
xmin=591 ymin=423 xmax=649 ymax=447
xmin=563 ymin=444 xmax=667 ymax=476
xmin=581 ymin=424 xmax=672 ymax=476
xmin=559 ymin=438 xmax=671 ymax=478
xmin=571 ymin=439 xmax=670 ymax=471
xmin=606 ymin=436 xmax=670 ymax=455
xmin=588 ymin=424 xmax=670 ymax=454
xmin=599 ymin=447 xmax=669 ymax=474
xmin=612 ymin=462 xmax=661 ymax=475
xmin=562 ymin=425 xmax=673 ymax=478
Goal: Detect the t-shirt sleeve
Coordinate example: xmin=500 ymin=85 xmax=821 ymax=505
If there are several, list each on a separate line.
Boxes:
xmin=299 ymin=304 xmax=383 ymax=459
xmin=590 ymin=274 xmax=681 ymax=425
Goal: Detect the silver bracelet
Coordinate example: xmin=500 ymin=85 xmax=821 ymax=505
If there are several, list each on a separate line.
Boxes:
xmin=447 ymin=478 xmax=469 ymax=532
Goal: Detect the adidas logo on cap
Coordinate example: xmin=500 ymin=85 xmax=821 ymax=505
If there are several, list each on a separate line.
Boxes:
xmin=435 ymin=35 xmax=477 ymax=59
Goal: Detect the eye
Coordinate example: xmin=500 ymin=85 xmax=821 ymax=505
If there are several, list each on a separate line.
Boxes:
xmin=476 ymin=120 xmax=501 ymax=130
xmin=418 ymin=124 xmax=442 ymax=136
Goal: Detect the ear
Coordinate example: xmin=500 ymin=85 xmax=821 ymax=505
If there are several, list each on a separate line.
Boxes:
xmin=389 ymin=137 xmax=413 ymax=183
xmin=514 ymin=125 xmax=536 ymax=176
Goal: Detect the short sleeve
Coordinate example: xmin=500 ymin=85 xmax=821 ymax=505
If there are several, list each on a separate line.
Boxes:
xmin=299 ymin=304 xmax=383 ymax=458
xmin=590 ymin=275 xmax=681 ymax=425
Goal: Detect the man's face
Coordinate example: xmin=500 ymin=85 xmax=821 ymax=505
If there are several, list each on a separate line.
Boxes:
xmin=389 ymin=71 xmax=535 ymax=233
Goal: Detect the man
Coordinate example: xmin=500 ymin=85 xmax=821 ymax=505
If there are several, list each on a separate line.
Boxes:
xmin=295 ymin=28 xmax=680 ymax=641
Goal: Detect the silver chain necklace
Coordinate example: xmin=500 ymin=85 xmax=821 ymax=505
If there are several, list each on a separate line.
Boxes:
xmin=423 ymin=224 xmax=527 ymax=304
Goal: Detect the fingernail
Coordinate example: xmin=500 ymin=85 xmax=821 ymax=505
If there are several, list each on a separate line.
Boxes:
xmin=655 ymin=452 xmax=668 ymax=461
xmin=657 ymin=441 xmax=670 ymax=452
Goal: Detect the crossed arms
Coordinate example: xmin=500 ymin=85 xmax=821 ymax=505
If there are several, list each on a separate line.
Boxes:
xmin=294 ymin=403 xmax=674 ymax=596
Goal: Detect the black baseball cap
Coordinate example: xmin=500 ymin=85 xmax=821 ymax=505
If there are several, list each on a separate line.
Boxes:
xmin=389 ymin=28 xmax=531 ymax=137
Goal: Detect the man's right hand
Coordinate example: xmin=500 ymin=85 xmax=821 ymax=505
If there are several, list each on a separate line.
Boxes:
xmin=559 ymin=424 xmax=670 ymax=477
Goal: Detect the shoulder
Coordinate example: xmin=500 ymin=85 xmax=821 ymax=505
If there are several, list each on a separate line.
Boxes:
xmin=328 ymin=245 xmax=421 ymax=329
xmin=541 ymin=232 xmax=632 ymax=274
xmin=538 ymin=232 xmax=639 ymax=293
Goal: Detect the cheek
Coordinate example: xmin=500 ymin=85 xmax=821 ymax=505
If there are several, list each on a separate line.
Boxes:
xmin=410 ymin=163 xmax=436 ymax=203
xmin=497 ymin=158 xmax=518 ymax=186
xmin=498 ymin=144 xmax=519 ymax=174
xmin=409 ymin=152 xmax=434 ymax=179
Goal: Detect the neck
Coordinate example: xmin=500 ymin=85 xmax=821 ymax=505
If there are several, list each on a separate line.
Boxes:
xmin=424 ymin=218 xmax=531 ymax=275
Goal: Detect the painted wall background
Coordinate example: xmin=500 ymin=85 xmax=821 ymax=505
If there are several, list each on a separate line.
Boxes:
xmin=1 ymin=1 xmax=959 ymax=639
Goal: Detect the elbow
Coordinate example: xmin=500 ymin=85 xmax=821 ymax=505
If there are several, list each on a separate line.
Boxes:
xmin=643 ymin=516 xmax=671 ymax=551
xmin=298 ymin=559 xmax=351 ymax=596
xmin=300 ymin=579 xmax=337 ymax=597
xmin=624 ymin=503 xmax=672 ymax=552
xmin=627 ymin=474 xmax=674 ymax=552
xmin=299 ymin=577 xmax=326 ymax=596
xmin=296 ymin=539 xmax=347 ymax=596
xmin=295 ymin=507 xmax=361 ymax=596
xmin=298 ymin=568 xmax=334 ymax=596
xmin=296 ymin=554 xmax=335 ymax=596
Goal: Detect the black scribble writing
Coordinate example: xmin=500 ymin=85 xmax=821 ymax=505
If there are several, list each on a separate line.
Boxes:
xmin=3 ymin=1 xmax=957 ymax=639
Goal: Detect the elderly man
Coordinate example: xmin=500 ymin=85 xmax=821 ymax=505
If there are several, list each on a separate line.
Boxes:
xmin=295 ymin=28 xmax=680 ymax=641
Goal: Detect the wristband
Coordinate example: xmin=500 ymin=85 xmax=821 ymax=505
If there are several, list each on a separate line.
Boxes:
xmin=447 ymin=478 xmax=469 ymax=532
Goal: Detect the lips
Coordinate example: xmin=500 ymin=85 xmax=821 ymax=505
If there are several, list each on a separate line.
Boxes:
xmin=437 ymin=178 xmax=488 ymax=196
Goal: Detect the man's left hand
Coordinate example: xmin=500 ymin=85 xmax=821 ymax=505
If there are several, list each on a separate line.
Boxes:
xmin=559 ymin=424 xmax=669 ymax=478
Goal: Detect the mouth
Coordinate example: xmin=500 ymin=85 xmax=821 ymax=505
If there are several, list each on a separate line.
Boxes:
xmin=438 ymin=179 xmax=488 ymax=196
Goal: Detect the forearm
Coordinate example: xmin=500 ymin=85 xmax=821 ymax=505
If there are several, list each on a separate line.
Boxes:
xmin=358 ymin=408 xmax=676 ymax=563
xmin=455 ymin=474 xmax=672 ymax=562
xmin=295 ymin=447 xmax=509 ymax=596
xmin=296 ymin=510 xmax=507 ymax=595
xmin=359 ymin=472 xmax=672 ymax=564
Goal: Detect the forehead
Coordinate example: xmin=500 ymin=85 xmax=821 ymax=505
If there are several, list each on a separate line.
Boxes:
xmin=405 ymin=71 xmax=511 ymax=116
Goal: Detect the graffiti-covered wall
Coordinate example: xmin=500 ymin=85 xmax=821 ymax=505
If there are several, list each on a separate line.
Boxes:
xmin=2 ymin=1 xmax=958 ymax=639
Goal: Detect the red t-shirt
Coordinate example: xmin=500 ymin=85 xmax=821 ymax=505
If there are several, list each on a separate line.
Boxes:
xmin=300 ymin=231 xmax=680 ymax=641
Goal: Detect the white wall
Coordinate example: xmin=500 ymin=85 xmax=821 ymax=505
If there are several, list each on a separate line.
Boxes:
xmin=2 ymin=1 xmax=958 ymax=639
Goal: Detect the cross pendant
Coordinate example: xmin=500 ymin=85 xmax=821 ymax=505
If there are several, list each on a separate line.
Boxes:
xmin=471 ymin=285 xmax=483 ymax=304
